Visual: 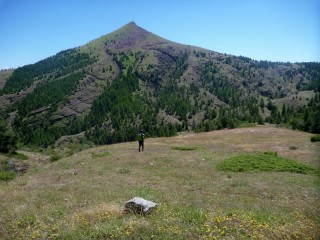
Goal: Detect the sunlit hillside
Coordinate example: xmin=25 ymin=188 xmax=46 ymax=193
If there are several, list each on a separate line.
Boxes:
xmin=1 ymin=125 xmax=319 ymax=239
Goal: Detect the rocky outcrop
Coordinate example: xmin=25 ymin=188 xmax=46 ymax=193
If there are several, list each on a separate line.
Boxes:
xmin=0 ymin=159 xmax=29 ymax=173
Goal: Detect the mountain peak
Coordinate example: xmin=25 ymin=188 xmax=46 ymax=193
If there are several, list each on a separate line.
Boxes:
xmin=99 ymin=21 xmax=171 ymax=50
xmin=118 ymin=21 xmax=140 ymax=32
xmin=127 ymin=21 xmax=137 ymax=26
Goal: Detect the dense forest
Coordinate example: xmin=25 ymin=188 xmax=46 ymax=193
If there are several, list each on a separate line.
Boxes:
xmin=0 ymin=48 xmax=95 ymax=95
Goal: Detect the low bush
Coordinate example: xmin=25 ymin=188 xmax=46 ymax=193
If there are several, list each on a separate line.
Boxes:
xmin=91 ymin=151 xmax=111 ymax=159
xmin=10 ymin=152 xmax=29 ymax=160
xmin=310 ymin=134 xmax=320 ymax=142
xmin=216 ymin=152 xmax=316 ymax=174
xmin=263 ymin=151 xmax=278 ymax=156
xmin=50 ymin=154 xmax=62 ymax=162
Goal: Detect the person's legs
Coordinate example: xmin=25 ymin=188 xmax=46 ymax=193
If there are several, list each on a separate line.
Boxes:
xmin=139 ymin=141 xmax=142 ymax=152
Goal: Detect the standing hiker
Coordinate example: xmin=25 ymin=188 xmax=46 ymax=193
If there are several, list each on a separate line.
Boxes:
xmin=137 ymin=129 xmax=145 ymax=152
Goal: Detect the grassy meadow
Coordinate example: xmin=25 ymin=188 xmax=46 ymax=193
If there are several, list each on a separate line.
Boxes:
xmin=0 ymin=125 xmax=319 ymax=239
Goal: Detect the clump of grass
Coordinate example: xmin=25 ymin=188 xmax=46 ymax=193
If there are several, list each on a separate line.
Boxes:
xmin=289 ymin=146 xmax=298 ymax=150
xmin=230 ymin=179 xmax=248 ymax=187
xmin=216 ymin=152 xmax=316 ymax=174
xmin=310 ymin=134 xmax=320 ymax=142
xmin=18 ymin=213 xmax=37 ymax=228
xmin=171 ymin=146 xmax=198 ymax=151
xmin=0 ymin=171 xmax=16 ymax=181
xmin=91 ymin=151 xmax=111 ymax=159
xmin=118 ymin=167 xmax=131 ymax=174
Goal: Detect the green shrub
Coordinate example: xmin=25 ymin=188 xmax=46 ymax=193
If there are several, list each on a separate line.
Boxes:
xmin=17 ymin=214 xmax=37 ymax=228
xmin=66 ymin=150 xmax=74 ymax=157
xmin=0 ymin=171 xmax=16 ymax=181
xmin=310 ymin=134 xmax=320 ymax=142
xmin=10 ymin=152 xmax=29 ymax=160
xmin=263 ymin=151 xmax=278 ymax=156
xmin=216 ymin=153 xmax=316 ymax=174
xmin=50 ymin=154 xmax=61 ymax=162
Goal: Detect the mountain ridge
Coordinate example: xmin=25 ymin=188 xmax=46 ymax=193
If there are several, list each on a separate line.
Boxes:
xmin=0 ymin=22 xmax=319 ymax=147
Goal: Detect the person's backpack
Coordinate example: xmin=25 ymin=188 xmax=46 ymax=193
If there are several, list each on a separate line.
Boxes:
xmin=137 ymin=133 xmax=144 ymax=141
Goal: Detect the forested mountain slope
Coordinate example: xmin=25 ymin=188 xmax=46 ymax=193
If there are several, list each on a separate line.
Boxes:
xmin=0 ymin=22 xmax=319 ymax=147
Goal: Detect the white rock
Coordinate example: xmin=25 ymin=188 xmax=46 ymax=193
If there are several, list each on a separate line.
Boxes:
xmin=124 ymin=197 xmax=157 ymax=214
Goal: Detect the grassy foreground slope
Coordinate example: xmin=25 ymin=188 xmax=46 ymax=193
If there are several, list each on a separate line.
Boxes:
xmin=1 ymin=126 xmax=319 ymax=239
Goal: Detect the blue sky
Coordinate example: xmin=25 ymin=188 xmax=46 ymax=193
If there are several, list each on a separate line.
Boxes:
xmin=0 ymin=0 xmax=319 ymax=69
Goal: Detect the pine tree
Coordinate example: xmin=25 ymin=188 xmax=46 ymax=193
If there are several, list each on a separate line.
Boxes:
xmin=0 ymin=119 xmax=17 ymax=153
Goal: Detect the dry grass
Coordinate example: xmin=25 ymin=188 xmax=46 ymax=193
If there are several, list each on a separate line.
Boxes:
xmin=0 ymin=125 xmax=319 ymax=239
